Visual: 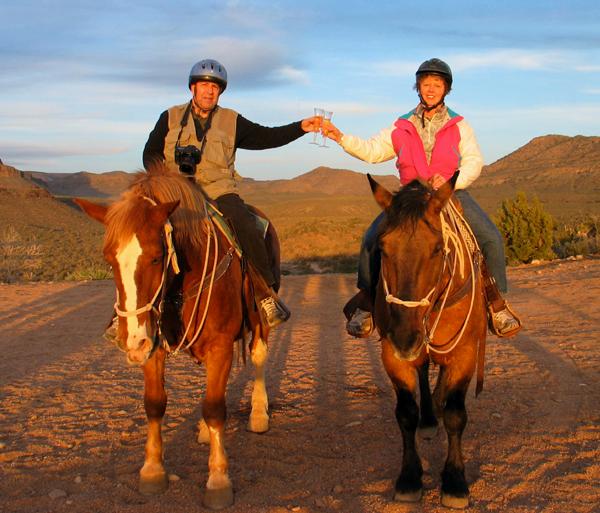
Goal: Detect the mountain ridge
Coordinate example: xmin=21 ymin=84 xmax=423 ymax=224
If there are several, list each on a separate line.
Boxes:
xmin=1 ymin=134 xmax=598 ymax=281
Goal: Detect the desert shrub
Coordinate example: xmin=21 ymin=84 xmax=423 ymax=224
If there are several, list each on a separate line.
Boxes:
xmin=65 ymin=267 xmax=113 ymax=281
xmin=495 ymin=191 xmax=555 ymax=264
xmin=0 ymin=225 xmax=43 ymax=282
xmin=553 ymin=216 xmax=600 ymax=258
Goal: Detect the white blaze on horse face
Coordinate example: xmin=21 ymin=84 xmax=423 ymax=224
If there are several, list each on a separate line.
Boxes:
xmin=116 ymin=235 xmax=147 ymax=350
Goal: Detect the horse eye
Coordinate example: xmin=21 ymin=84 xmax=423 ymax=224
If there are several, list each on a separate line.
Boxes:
xmin=151 ymin=257 xmax=161 ymax=265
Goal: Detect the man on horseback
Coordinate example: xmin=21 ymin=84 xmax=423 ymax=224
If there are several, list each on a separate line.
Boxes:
xmin=142 ymin=59 xmax=321 ymax=328
xmin=322 ymin=58 xmax=522 ymax=339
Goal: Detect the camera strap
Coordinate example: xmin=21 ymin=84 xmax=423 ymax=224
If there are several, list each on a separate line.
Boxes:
xmin=175 ymin=101 xmax=216 ymax=170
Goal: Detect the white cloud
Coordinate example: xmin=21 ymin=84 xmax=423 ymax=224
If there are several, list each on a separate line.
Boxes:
xmin=273 ymin=66 xmax=310 ymax=85
xmin=574 ymin=65 xmax=600 ymax=72
xmin=450 ymin=50 xmax=567 ymax=71
xmin=370 ymin=49 xmax=596 ymax=77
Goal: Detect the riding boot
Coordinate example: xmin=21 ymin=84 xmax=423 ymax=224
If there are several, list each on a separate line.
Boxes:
xmin=481 ymin=261 xmax=522 ymax=338
xmin=343 ymin=289 xmax=374 ymax=338
xmin=247 ymin=263 xmax=290 ymax=329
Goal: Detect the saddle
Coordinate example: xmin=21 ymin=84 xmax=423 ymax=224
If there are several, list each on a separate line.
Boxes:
xmin=206 ymin=202 xmax=269 ymax=258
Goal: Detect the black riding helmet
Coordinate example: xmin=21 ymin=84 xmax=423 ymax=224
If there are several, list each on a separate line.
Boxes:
xmin=415 ymin=58 xmax=452 ymax=112
xmin=416 ymin=58 xmax=453 ymax=89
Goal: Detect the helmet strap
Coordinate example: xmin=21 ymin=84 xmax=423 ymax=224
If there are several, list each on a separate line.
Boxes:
xmin=417 ymin=95 xmax=446 ymax=127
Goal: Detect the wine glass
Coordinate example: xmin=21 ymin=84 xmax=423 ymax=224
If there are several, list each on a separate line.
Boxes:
xmin=310 ymin=107 xmax=324 ymax=145
xmin=320 ymin=110 xmax=333 ymax=148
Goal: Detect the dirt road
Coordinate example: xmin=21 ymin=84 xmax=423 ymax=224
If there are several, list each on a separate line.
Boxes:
xmin=1 ymin=258 xmax=599 ymax=513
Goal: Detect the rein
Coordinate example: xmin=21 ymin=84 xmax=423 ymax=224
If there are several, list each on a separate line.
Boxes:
xmin=382 ymin=198 xmax=480 ymax=356
xmin=168 ymin=199 xmax=220 ymax=356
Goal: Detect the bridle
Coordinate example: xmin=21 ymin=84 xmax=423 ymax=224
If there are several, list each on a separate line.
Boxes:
xmin=114 ymin=213 xmax=180 ymax=320
xmin=112 ymin=197 xmax=181 ymax=355
xmin=381 ymin=199 xmax=479 ymax=356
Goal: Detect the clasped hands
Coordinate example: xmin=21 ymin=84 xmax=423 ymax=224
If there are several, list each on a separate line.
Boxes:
xmin=301 ymin=116 xmax=343 ymax=144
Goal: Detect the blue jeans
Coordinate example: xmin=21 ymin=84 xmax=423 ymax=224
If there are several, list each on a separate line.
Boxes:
xmin=357 ymin=190 xmax=508 ymax=294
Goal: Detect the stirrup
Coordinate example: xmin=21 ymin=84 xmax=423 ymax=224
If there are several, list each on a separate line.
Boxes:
xmin=488 ymin=302 xmax=522 ymax=338
xmin=346 ymin=308 xmax=373 ymax=338
xmin=259 ymin=296 xmax=291 ymax=329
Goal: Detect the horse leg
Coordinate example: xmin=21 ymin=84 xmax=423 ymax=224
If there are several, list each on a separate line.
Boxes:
xmin=139 ymin=347 xmax=169 ymax=495
xmin=382 ymin=341 xmax=423 ymax=502
xmin=202 ymin=345 xmax=234 ymax=510
xmin=197 ymin=417 xmax=210 ymax=444
xmin=440 ymin=379 xmax=470 ymax=509
xmin=417 ymin=360 xmax=439 ymax=438
xmin=247 ymin=327 xmax=269 ymax=433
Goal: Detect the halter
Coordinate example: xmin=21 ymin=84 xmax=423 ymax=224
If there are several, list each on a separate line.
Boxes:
xmin=381 ymin=199 xmax=479 ymax=356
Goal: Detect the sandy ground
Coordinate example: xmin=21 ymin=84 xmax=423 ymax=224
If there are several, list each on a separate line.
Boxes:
xmin=0 ymin=258 xmax=599 ymax=513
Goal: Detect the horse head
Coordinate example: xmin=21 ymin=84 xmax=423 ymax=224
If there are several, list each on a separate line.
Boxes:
xmin=368 ymin=172 xmax=458 ymax=360
xmin=76 ymin=195 xmax=180 ymax=365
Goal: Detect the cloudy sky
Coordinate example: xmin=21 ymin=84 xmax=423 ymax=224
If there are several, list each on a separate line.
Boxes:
xmin=1 ymin=0 xmax=598 ymax=179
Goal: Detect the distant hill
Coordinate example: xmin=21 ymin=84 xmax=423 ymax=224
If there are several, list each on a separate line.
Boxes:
xmin=1 ymin=134 xmax=598 ymax=281
xmin=471 ymin=135 xmax=600 ymax=221
xmin=0 ymin=164 xmax=106 ymax=281
xmin=24 ymin=170 xmax=133 ymax=199
xmin=238 ymin=167 xmax=399 ymax=197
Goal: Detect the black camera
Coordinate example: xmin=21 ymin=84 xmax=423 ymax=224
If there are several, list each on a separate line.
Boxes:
xmin=174 ymin=145 xmax=201 ymax=175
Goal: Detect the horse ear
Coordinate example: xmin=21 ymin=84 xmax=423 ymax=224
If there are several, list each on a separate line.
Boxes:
xmin=429 ymin=171 xmax=459 ymax=215
xmin=367 ymin=174 xmax=393 ymax=210
xmin=73 ymin=198 xmax=108 ymax=224
xmin=153 ymin=200 xmax=180 ymax=221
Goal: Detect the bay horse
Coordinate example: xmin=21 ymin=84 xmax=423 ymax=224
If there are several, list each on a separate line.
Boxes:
xmin=367 ymin=173 xmax=487 ymax=509
xmin=75 ymin=164 xmax=279 ymax=509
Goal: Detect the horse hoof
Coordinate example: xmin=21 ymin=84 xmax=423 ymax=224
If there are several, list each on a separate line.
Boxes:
xmin=139 ymin=471 xmax=169 ymax=495
xmin=441 ymin=493 xmax=469 ymax=509
xmin=247 ymin=412 xmax=269 ymax=433
xmin=419 ymin=425 xmax=438 ymax=439
xmin=203 ymin=485 xmax=234 ymax=510
xmin=393 ymin=488 xmax=422 ymax=502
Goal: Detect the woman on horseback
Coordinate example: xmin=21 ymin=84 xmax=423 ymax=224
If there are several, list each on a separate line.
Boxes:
xmin=323 ymin=58 xmax=521 ymax=339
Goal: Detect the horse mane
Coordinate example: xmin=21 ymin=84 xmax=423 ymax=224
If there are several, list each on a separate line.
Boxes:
xmin=384 ymin=180 xmax=432 ymax=232
xmin=105 ymin=162 xmax=208 ymax=249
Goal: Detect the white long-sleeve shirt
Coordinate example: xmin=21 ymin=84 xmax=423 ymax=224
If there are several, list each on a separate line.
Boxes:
xmin=340 ymin=111 xmax=484 ymax=190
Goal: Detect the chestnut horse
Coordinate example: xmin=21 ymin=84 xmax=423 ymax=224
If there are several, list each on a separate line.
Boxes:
xmin=367 ymin=173 xmax=487 ymax=509
xmin=75 ymin=164 xmax=279 ymax=509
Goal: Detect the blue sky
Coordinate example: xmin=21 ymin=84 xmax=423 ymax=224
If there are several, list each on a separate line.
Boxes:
xmin=1 ymin=0 xmax=598 ymax=179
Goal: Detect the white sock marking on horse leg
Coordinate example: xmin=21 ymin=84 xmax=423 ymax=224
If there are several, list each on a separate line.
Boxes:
xmin=251 ymin=337 xmax=269 ymax=415
xmin=206 ymin=426 xmax=230 ymax=490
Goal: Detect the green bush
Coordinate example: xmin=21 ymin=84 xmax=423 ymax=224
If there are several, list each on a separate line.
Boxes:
xmin=495 ymin=191 xmax=555 ymax=264
xmin=553 ymin=216 xmax=600 ymax=259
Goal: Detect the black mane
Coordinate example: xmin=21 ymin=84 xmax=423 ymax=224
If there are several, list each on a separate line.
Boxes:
xmin=385 ymin=180 xmax=432 ymax=231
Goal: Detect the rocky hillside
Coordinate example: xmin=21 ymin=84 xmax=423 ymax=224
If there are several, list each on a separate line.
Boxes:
xmin=0 ymin=164 xmax=106 ymax=282
xmin=471 ymin=135 xmax=600 ymax=220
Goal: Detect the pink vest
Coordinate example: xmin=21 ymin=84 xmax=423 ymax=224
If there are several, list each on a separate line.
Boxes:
xmin=391 ymin=111 xmax=463 ymax=185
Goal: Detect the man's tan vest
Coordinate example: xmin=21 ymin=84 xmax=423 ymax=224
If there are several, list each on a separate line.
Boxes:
xmin=164 ymin=103 xmax=240 ymax=199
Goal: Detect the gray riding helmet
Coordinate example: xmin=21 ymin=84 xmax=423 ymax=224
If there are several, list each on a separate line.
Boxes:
xmin=188 ymin=59 xmax=228 ymax=92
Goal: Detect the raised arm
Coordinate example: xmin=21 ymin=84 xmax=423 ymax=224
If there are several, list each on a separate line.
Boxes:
xmin=324 ymin=123 xmax=396 ymax=164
